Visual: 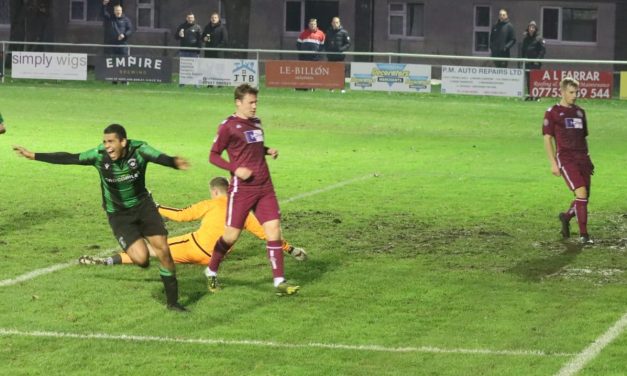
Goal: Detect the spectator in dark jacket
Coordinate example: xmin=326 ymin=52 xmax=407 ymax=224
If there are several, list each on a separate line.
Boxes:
xmin=203 ymin=12 xmax=228 ymax=59
xmin=297 ymin=18 xmax=325 ymax=61
xmin=489 ymin=8 xmax=515 ymax=68
xmin=324 ymin=17 xmax=351 ymax=62
xmin=175 ymin=12 xmax=203 ymax=57
xmin=521 ymin=20 xmax=546 ymax=69
xmin=521 ymin=20 xmax=546 ymax=100
xmin=101 ymin=0 xmax=133 ymax=56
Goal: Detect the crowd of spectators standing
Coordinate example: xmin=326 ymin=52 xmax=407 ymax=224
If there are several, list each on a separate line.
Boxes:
xmin=296 ymin=17 xmax=351 ymax=62
xmin=99 ymin=4 xmax=549 ymax=91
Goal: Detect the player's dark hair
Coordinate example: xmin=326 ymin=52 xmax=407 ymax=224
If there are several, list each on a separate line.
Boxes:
xmin=210 ymin=176 xmax=229 ymax=192
xmin=234 ymin=84 xmax=259 ymax=101
xmin=104 ymin=124 xmax=127 ymax=140
xmin=186 ymin=11 xmax=194 ymax=17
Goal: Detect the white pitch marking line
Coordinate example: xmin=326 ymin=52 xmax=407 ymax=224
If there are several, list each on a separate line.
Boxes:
xmin=0 ymin=262 xmax=76 ymax=287
xmin=0 ymin=247 xmax=116 ymax=288
xmin=0 ymin=174 xmax=376 ymax=287
xmin=0 ymin=328 xmax=575 ymax=357
xmin=554 ymin=311 xmax=627 ymax=376
xmin=280 ymin=174 xmax=377 ymax=204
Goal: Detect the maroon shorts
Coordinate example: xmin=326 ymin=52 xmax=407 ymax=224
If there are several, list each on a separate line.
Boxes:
xmin=226 ymin=187 xmax=280 ymax=229
xmin=558 ymin=156 xmax=593 ymax=192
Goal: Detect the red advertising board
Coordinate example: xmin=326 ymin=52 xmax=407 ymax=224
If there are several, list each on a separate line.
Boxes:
xmin=529 ymin=70 xmax=612 ymax=99
xmin=265 ymin=60 xmax=345 ymax=89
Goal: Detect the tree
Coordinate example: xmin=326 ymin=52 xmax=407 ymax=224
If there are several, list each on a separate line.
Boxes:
xmin=222 ymin=0 xmax=250 ymax=59
xmin=9 ymin=0 xmax=51 ymax=51
xmin=9 ymin=0 xmax=27 ymax=51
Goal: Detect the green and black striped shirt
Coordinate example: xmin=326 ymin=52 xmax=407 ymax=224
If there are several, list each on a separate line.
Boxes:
xmin=35 ymin=140 xmax=178 ymax=213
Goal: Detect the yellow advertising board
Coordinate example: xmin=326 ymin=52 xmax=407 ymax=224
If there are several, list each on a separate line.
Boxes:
xmin=621 ymin=72 xmax=627 ymax=99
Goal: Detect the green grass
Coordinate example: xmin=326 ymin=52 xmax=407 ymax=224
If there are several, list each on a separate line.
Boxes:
xmin=0 ymin=80 xmax=626 ymax=375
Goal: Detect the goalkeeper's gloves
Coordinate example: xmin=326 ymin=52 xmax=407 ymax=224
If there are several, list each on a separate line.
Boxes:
xmin=287 ymin=246 xmax=308 ymax=261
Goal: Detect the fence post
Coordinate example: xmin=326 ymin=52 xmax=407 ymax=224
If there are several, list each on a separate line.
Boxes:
xmin=255 ymin=50 xmax=260 ymax=88
xmin=388 ymin=53 xmax=392 ymax=95
xmin=1 ymin=42 xmax=4 ymax=83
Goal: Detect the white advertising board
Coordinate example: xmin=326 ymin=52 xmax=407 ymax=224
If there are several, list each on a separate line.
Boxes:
xmin=441 ymin=65 xmax=524 ymax=97
xmin=179 ymin=58 xmax=258 ymax=87
xmin=11 ymin=52 xmax=88 ymax=81
xmin=350 ymin=63 xmax=431 ymax=92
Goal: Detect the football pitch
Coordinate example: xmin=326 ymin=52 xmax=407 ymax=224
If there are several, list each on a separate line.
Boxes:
xmin=0 ymin=81 xmax=626 ymax=375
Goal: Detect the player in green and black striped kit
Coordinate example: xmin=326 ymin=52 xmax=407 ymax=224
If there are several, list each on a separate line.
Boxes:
xmin=14 ymin=124 xmax=190 ymax=311
xmin=0 ymin=112 xmax=6 ymax=134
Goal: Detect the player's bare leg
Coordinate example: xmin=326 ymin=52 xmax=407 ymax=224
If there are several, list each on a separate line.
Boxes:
xmin=145 ymin=235 xmax=186 ymax=311
xmin=205 ymin=226 xmax=242 ymax=292
xmin=145 ymin=240 xmax=158 ymax=258
xmin=572 ymin=186 xmax=592 ymax=244
xmin=263 ymin=219 xmax=298 ymax=296
xmin=146 ymin=235 xmax=175 ymax=269
xmin=124 ymin=238 xmax=152 ymax=268
xmin=79 ymin=240 xmax=147 ymax=266
xmin=221 ymin=226 xmax=243 ymax=245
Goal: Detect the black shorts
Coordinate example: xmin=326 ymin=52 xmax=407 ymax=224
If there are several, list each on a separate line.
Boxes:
xmin=107 ymin=198 xmax=168 ymax=250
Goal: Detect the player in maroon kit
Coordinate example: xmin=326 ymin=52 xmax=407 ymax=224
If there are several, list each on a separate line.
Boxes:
xmin=543 ymin=77 xmax=594 ymax=244
xmin=206 ymin=84 xmax=299 ymax=295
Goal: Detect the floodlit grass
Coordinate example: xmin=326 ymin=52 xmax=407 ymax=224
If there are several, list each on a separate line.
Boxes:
xmin=0 ymin=80 xmax=626 ymax=375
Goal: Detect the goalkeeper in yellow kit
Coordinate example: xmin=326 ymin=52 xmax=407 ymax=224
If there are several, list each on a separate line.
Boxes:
xmin=80 ymin=176 xmax=306 ymax=268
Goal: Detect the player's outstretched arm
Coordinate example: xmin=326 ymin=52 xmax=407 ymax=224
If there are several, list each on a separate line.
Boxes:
xmin=158 ymin=200 xmax=211 ymax=222
xmin=13 ymin=146 xmax=35 ymax=160
xmin=137 ymin=144 xmax=189 ymax=170
xmin=15 ymin=146 xmax=89 ymax=165
xmin=174 ymin=156 xmax=190 ymax=170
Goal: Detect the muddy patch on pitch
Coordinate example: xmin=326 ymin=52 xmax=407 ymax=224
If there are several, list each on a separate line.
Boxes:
xmin=284 ymin=211 xmax=514 ymax=257
xmin=545 ymin=267 xmax=625 ymax=285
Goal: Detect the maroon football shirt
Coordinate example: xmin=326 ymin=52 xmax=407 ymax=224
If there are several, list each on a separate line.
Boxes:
xmin=542 ymin=104 xmax=589 ymax=160
xmin=210 ymin=115 xmax=272 ymax=189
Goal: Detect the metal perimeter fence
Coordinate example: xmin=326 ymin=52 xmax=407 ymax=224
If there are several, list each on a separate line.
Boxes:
xmin=2 ymin=40 xmax=627 ymax=99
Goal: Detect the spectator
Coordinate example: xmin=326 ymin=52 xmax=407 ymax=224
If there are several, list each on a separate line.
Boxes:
xmin=521 ymin=20 xmax=546 ymax=101
xmin=175 ymin=12 xmax=203 ymax=58
xmin=101 ymin=0 xmax=133 ymax=57
xmin=324 ymin=17 xmax=351 ymax=62
xmin=489 ymin=8 xmax=515 ymax=68
xmin=101 ymin=0 xmax=133 ymax=84
xmin=297 ymin=18 xmax=325 ymax=61
xmin=203 ymin=12 xmax=228 ymax=59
